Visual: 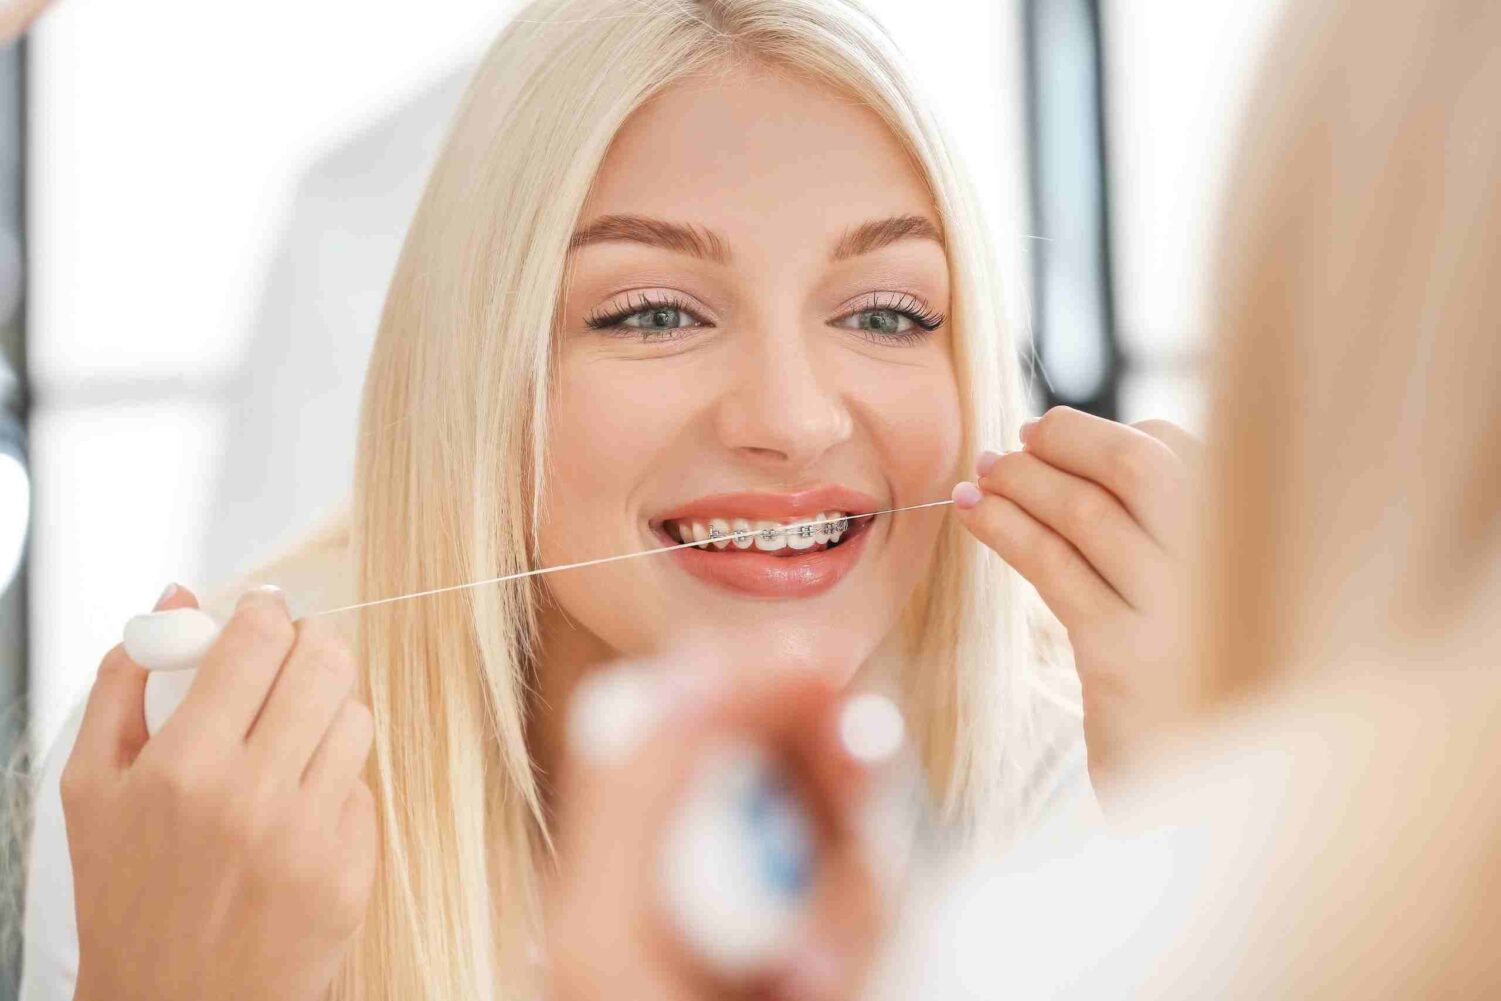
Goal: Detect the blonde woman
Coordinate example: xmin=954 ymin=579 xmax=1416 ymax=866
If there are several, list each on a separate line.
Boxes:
xmin=22 ymin=1 xmax=1198 ymax=998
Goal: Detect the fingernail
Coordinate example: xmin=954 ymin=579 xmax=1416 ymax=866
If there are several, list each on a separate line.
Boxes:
xmin=838 ymin=692 xmax=906 ymax=765
xmin=1020 ymin=419 xmax=1039 ymax=444
xmin=975 ymin=449 xmax=1004 ymax=476
xmin=237 ymin=583 xmax=285 ymax=608
xmin=154 ymin=582 xmax=178 ymax=610
xmin=952 ymin=481 xmax=983 ymax=510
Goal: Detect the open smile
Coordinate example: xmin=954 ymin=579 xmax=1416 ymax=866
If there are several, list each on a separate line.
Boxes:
xmin=649 ymin=486 xmax=880 ymax=598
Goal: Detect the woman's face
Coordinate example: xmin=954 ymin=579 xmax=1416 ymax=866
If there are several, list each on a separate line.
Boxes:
xmin=540 ymin=62 xmax=961 ymax=680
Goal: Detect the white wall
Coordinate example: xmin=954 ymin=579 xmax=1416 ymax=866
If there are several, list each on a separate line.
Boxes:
xmin=26 ymin=0 xmax=520 ymax=750
xmin=24 ymin=0 xmax=1280 ymax=753
xmin=1106 ymin=0 xmax=1289 ymax=426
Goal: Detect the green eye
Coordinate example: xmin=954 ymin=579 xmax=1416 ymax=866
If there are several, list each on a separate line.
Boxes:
xmin=839 ymin=308 xmax=912 ymax=335
xmin=830 ymin=293 xmax=945 ymax=346
xmin=585 ymin=294 xmax=710 ymax=341
xmin=621 ymin=306 xmax=695 ymax=330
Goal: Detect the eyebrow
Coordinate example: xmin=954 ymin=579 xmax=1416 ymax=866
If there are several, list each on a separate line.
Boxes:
xmin=568 ymin=214 xmax=730 ymax=264
xmin=830 ymin=214 xmax=945 ymax=261
xmin=567 ymin=212 xmax=944 ymax=264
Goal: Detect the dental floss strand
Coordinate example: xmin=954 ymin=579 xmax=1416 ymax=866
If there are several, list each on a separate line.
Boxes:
xmin=313 ymin=498 xmax=957 ymax=617
xmin=123 ymin=499 xmax=955 ymax=732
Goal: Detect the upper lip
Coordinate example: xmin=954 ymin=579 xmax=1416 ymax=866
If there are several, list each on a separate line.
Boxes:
xmin=651 ymin=485 xmax=880 ymax=526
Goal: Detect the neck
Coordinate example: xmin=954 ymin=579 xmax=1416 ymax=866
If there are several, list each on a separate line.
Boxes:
xmin=529 ymin=603 xmax=619 ymax=809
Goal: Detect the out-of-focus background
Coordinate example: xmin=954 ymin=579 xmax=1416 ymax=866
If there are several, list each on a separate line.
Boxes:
xmin=0 ymin=3 xmax=1285 ymax=988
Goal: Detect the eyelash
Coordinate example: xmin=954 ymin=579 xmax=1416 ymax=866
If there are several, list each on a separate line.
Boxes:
xmin=584 ymin=290 xmax=946 ymax=345
xmin=848 ymin=292 xmax=947 ymax=344
xmin=584 ymin=292 xmax=704 ymax=336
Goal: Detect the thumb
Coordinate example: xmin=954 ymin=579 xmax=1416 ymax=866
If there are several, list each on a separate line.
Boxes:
xmin=74 ymin=583 xmax=201 ymax=772
xmin=153 ymin=580 xmax=201 ymax=614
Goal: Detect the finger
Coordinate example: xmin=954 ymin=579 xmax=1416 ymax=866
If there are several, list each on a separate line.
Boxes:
xmin=169 ymin=586 xmax=295 ymax=746
xmin=549 ymin=663 xmax=726 ymax=933
xmin=977 ymin=451 xmax=1172 ymax=610
xmin=771 ymin=868 xmax=878 ymax=1001
xmin=72 ymin=584 xmax=201 ymax=773
xmin=154 ymin=581 xmax=201 ymax=613
xmin=952 ymin=481 xmax=1122 ymax=627
xmin=70 ymin=646 xmax=148 ymax=775
xmin=684 ymin=664 xmax=859 ymax=816
xmin=338 ymin=779 xmax=376 ymax=839
xmin=679 ymin=665 xmax=867 ymax=843
xmin=334 ymin=781 xmax=378 ymax=910
xmin=760 ymin=678 xmax=869 ymax=834
xmin=760 ymin=695 xmax=884 ymax=1001
xmin=1131 ymin=418 xmax=1203 ymax=468
xmin=302 ymin=697 xmax=374 ymax=815
xmin=248 ymin=617 xmax=358 ymax=779
xmin=1020 ymin=406 xmax=1190 ymax=551
xmin=954 ymin=483 xmax=1122 ymax=627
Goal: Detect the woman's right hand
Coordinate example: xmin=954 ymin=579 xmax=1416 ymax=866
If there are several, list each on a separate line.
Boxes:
xmin=544 ymin=659 xmax=885 ymax=1001
xmin=61 ymin=584 xmax=377 ymax=1001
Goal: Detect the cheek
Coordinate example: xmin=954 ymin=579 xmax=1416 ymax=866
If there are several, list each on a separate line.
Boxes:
xmin=540 ymin=356 xmax=690 ymax=554
xmin=856 ymin=360 xmax=964 ymax=494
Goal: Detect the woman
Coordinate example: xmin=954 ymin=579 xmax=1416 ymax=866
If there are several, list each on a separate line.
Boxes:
xmin=23 ymin=1 xmax=1196 ymax=998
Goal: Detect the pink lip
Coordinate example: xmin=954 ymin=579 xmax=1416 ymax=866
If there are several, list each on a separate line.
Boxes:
xmin=650 ymin=485 xmax=882 ymax=600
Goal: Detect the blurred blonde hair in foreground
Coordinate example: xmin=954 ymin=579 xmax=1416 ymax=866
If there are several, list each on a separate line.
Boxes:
xmin=1184 ymin=0 xmax=1500 ymax=992
xmin=887 ymin=3 xmax=1500 ymax=996
xmin=1200 ymin=0 xmax=1501 ymax=697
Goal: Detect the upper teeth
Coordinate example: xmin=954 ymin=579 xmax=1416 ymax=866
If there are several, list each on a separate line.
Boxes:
xmin=670 ymin=512 xmax=853 ymax=550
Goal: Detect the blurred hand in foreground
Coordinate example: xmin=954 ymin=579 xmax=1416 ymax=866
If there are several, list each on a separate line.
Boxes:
xmin=543 ymin=656 xmax=888 ymax=1001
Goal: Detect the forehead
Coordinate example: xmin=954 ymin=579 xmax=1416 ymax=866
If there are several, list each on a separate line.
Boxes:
xmin=581 ymin=61 xmax=937 ymax=241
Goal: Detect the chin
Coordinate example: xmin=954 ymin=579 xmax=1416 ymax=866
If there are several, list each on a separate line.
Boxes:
xmin=644 ymin=607 xmax=882 ymax=686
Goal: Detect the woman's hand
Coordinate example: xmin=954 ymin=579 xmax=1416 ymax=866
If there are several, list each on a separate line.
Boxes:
xmin=952 ymin=406 xmax=1202 ymax=797
xmin=62 ymin=585 xmax=377 ymax=1001
xmin=543 ymin=659 xmax=883 ymax=1001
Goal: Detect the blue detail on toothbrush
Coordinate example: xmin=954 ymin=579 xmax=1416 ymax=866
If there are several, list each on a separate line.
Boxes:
xmin=743 ymin=770 xmax=813 ymax=897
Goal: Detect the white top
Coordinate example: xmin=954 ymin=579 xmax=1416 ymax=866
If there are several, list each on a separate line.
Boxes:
xmin=20 ymin=696 xmax=86 ymax=1001
xmin=18 ymin=693 xmax=1086 ymax=1001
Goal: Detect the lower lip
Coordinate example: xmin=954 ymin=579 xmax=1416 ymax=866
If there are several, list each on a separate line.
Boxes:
xmin=658 ymin=520 xmax=874 ymax=599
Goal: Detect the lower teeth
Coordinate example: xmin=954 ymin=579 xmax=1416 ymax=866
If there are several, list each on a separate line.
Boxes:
xmin=678 ymin=533 xmax=846 ymax=552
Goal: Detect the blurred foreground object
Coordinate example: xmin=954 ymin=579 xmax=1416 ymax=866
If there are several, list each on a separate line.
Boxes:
xmin=548 ymin=656 xmax=926 ymax=1001
xmin=0 ymin=0 xmax=51 ymax=44
xmin=876 ymin=0 xmax=1501 ymax=995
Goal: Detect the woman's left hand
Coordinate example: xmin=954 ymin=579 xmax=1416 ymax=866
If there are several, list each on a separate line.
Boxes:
xmin=951 ymin=406 xmax=1203 ymax=797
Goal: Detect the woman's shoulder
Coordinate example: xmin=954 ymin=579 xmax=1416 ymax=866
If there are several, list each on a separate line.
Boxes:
xmin=199 ymin=508 xmax=357 ymax=640
xmin=1021 ymin=597 xmax=1090 ymax=824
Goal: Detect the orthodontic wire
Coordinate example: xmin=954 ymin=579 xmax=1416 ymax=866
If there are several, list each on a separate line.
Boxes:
xmin=313 ymin=499 xmax=956 ymax=618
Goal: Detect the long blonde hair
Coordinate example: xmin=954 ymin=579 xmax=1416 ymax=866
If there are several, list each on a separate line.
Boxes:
xmin=341 ymin=1 xmax=1052 ymax=997
xmin=1198 ymin=0 xmax=1501 ymax=696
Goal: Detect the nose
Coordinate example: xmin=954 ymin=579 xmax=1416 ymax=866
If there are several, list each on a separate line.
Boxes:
xmin=714 ymin=322 xmax=853 ymax=468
